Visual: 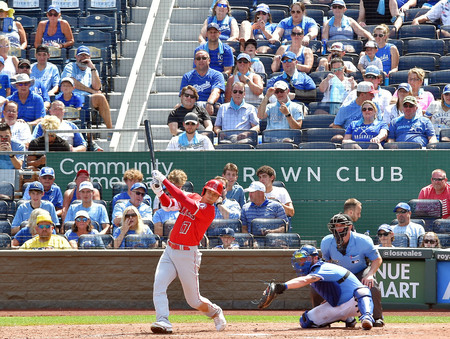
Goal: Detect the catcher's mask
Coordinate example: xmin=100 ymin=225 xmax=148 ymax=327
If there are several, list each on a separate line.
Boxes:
xmin=291 ymin=245 xmax=319 ymax=276
xmin=328 ymin=213 xmax=353 ymax=248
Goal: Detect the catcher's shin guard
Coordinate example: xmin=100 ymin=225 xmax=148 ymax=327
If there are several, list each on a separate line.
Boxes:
xmin=354 ymin=287 xmax=375 ymax=324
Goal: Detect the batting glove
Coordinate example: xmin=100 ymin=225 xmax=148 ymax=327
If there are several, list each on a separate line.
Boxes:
xmin=152 ymin=170 xmax=166 ymax=182
xmin=151 ymin=179 xmax=163 ymax=197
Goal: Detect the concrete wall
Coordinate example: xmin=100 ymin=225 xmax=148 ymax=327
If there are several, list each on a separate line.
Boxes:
xmin=0 ymin=250 xmax=310 ymax=310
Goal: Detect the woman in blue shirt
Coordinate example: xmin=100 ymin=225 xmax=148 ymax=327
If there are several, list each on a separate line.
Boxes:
xmin=113 ymin=205 xmax=155 ymax=249
xmin=199 ymin=0 xmax=239 ymax=44
xmin=373 ymin=24 xmax=399 ymax=75
xmin=65 ymin=210 xmax=103 ymax=249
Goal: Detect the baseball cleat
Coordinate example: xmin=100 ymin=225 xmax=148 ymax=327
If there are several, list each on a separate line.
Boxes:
xmin=213 ymin=309 xmax=227 ymax=331
xmin=151 ymin=321 xmax=173 ymax=334
xmin=345 ymin=317 xmax=357 ymax=328
xmin=361 ymin=319 xmax=373 ymax=330
xmin=373 ymin=319 xmax=385 ymax=327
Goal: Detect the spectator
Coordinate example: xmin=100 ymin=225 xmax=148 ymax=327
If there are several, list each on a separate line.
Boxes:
xmin=113 ymin=205 xmax=155 ymax=248
xmin=258 ymin=81 xmax=305 ymax=130
xmin=55 ymin=77 xmax=83 ymax=111
xmin=12 ymin=208 xmax=54 ymax=247
xmin=270 ymin=2 xmax=318 ymax=46
xmin=152 ymin=185 xmax=179 ymax=237
xmin=321 ymin=213 xmax=384 ymax=327
xmin=419 ymin=231 xmax=442 ymax=248
xmin=238 ymin=4 xmax=277 ymax=54
xmin=0 ymin=121 xmax=24 ymax=169
xmin=166 ymin=112 xmax=214 ymax=150
xmin=240 ymin=181 xmax=288 ymax=235
xmin=222 ymin=162 xmax=245 ymax=207
xmin=0 ymin=35 xmax=17 ymax=77
xmin=27 ymin=116 xmax=71 ymax=170
xmin=271 ymin=27 xmax=314 ymax=74
xmin=34 ymin=5 xmax=74 ymax=49
xmin=0 ymin=2 xmax=27 ymax=49
xmin=62 ymin=169 xmax=101 ymax=220
xmin=426 ymin=84 xmax=450 ymax=139
xmin=112 ymin=182 xmax=153 ymax=227
xmin=384 ymin=83 xmax=415 ymax=126
xmin=419 ymin=169 xmax=450 ymax=218
xmin=214 ymin=227 xmax=239 ymax=249
xmin=412 ymin=0 xmax=450 ymax=26
xmin=23 ymin=167 xmax=63 ymax=217
xmin=343 ymin=100 xmax=388 ymax=147
xmin=243 ymin=39 xmax=265 ymax=73
xmin=195 ymin=23 xmax=234 ymax=77
xmin=318 ymin=58 xmax=356 ymax=106
xmin=333 ymin=81 xmax=378 ymax=129
xmin=358 ymin=41 xmax=383 ymax=75
xmin=376 ymin=224 xmax=395 ymax=247
xmin=2 ymin=100 xmax=31 ymax=146
xmin=112 ymin=169 xmax=151 ymax=207
xmin=398 ymin=0 xmax=417 ymax=11
xmin=64 ymin=181 xmax=110 ymax=231
xmin=357 ymin=0 xmax=402 ymax=27
xmin=32 ymin=101 xmax=87 ymax=152
xmin=266 ymin=51 xmax=316 ymax=100
xmin=225 ymin=53 xmax=263 ymax=105
xmin=214 ymin=82 xmax=259 ymax=135
xmin=167 ymin=85 xmax=213 ymax=137
xmin=343 ymin=198 xmax=363 ymax=224
xmin=213 ymin=176 xmax=241 ymax=220
xmin=317 ymin=42 xmax=357 ymax=73
xmin=180 ymin=50 xmax=225 ymax=116
xmin=199 ymin=0 xmax=239 ymax=44
xmin=30 ymin=45 xmax=61 ymax=96
xmin=7 ymin=73 xmax=45 ymax=125
xmin=257 ymin=165 xmax=294 ymax=218
xmin=392 ymin=202 xmax=425 ymax=247
xmin=65 ymin=210 xmax=104 ymax=249
xmin=61 ymin=46 xmax=113 ymax=129
xmin=11 ymin=181 xmax=59 ymax=235
xmin=19 ymin=214 xmax=70 ymax=250
xmin=373 ymin=24 xmax=399 ymax=75
xmin=0 ymin=56 xmax=10 ymax=96
xmin=388 ymin=96 xmax=437 ymax=146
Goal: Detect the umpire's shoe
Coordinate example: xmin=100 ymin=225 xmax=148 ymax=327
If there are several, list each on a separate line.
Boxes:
xmin=151 ymin=321 xmax=173 ymax=334
xmin=213 ymin=308 xmax=227 ymax=331
xmin=345 ymin=317 xmax=357 ymax=328
xmin=373 ymin=319 xmax=385 ymax=327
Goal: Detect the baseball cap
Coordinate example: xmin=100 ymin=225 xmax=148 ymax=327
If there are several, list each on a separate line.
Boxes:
xmin=378 ymin=224 xmax=393 ymax=233
xmin=356 ymin=81 xmax=378 ymax=94
xmin=76 ymin=46 xmax=90 ymax=56
xmin=13 ymin=74 xmax=35 ymax=88
xmin=28 ymin=181 xmax=44 ymax=192
xmin=282 ymin=51 xmax=297 ymax=60
xmin=184 ymin=112 xmax=199 ymax=124
xmin=330 ymin=42 xmax=344 ymax=52
xmin=274 ymin=80 xmax=289 ymax=91
xmin=131 ymin=182 xmax=148 ymax=193
xmin=365 ymin=65 xmax=381 ymax=77
xmin=76 ymin=169 xmax=89 ymax=178
xmin=393 ymin=202 xmax=411 ymax=213
xmin=79 ymin=181 xmax=94 ymax=191
xmin=443 ymin=84 xmax=450 ymax=94
xmin=18 ymin=59 xmax=31 ymax=67
xmin=244 ymin=38 xmax=257 ymax=49
xmin=47 ymin=4 xmax=61 ymax=13
xmin=60 ymin=77 xmax=74 ymax=86
xmin=75 ymin=210 xmax=90 ymax=220
xmin=331 ymin=0 xmax=347 ymax=6
xmin=398 ymin=83 xmax=411 ymax=92
xmin=255 ymin=4 xmax=270 ymax=13
xmin=36 ymin=214 xmax=53 ymax=225
xmin=207 ymin=22 xmax=220 ymax=31
xmin=403 ymin=95 xmax=418 ymax=106
xmin=364 ymin=40 xmax=378 ymax=49
xmin=0 ymin=2 xmax=14 ymax=17
xmin=237 ymin=53 xmax=251 ymax=62
xmin=39 ymin=167 xmax=55 ymax=178
xmin=220 ymin=228 xmax=235 ymax=237
xmin=244 ymin=181 xmax=266 ymax=193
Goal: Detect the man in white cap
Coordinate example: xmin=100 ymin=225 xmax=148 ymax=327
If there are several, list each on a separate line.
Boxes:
xmin=317 ymin=42 xmax=357 ymax=73
xmin=64 ymin=181 xmax=110 ymax=231
xmin=166 ymin=112 xmax=214 ymax=150
xmin=240 ymin=181 xmax=287 ymax=235
xmin=258 ymin=80 xmax=305 ymax=130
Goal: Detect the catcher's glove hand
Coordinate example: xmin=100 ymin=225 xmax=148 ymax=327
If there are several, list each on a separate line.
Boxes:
xmin=257 ymin=282 xmax=286 ymax=309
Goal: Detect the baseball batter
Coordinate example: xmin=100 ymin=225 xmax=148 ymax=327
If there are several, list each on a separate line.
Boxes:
xmin=150 ymin=170 xmax=227 ymax=334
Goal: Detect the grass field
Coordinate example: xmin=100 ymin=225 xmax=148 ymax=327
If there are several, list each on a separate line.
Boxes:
xmin=1 ymin=314 xmax=449 ymax=326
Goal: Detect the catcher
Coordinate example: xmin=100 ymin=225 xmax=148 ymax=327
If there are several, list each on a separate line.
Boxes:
xmin=257 ymin=245 xmax=375 ymax=330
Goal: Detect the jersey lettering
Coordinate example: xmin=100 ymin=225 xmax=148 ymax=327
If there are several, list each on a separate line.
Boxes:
xmin=180 ymin=221 xmax=192 ymax=234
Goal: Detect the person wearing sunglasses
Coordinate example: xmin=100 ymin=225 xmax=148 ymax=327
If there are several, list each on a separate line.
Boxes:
xmin=418 ymin=169 xmax=450 ymax=219
xmin=376 ymin=224 xmax=395 ymax=247
xmin=317 ymin=42 xmax=357 ymax=74
xmin=0 ymin=1 xmax=27 ymax=50
xmin=225 ymin=53 xmax=263 ymax=105
xmin=270 ymin=2 xmax=318 ymax=46
xmin=112 ymin=182 xmax=153 ymax=229
xmin=372 ymin=24 xmax=399 ymax=75
xmin=19 ymin=214 xmax=71 ymax=250
xmin=167 ymin=112 xmax=214 ymax=150
xmin=384 ymin=83 xmax=415 ymax=126
xmin=419 ymin=231 xmax=442 ymax=248
xmin=387 ymin=96 xmax=437 ymax=147
xmin=12 ymin=209 xmax=56 ymax=248
xmin=199 ymin=0 xmax=239 ymax=44
xmin=425 ymin=84 xmax=450 ymax=141
xmin=391 ymin=202 xmax=425 ymax=247
xmin=34 ymin=5 xmax=74 ymax=50
xmin=65 ymin=210 xmax=106 ymax=249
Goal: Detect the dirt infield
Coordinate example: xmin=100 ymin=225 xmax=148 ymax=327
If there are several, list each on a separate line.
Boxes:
xmin=1 ymin=310 xmax=449 ymax=339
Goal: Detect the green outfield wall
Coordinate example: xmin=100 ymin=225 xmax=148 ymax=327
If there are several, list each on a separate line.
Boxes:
xmin=47 ymin=150 xmax=450 ymax=244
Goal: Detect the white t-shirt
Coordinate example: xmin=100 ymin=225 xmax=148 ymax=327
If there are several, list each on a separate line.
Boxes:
xmin=427 ymin=0 xmax=450 ymax=26
xmin=265 ymin=186 xmax=292 ymax=205
xmin=10 ymin=121 xmax=32 ymax=145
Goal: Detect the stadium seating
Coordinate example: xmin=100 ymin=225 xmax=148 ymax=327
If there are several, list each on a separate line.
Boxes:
xmin=383 ymin=142 xmax=422 ymax=149
xmin=0 ymin=233 xmax=11 ymax=249
xmin=298 ymin=141 xmax=336 ymax=149
xmin=301 ymin=128 xmax=345 ymax=142
xmin=256 ymin=142 xmax=298 ymax=149
xmin=264 ymin=233 xmax=301 ymax=249
xmin=262 ymin=129 xmax=302 ymax=144
xmin=302 ymin=115 xmax=335 ymax=129
xmin=217 ymin=130 xmax=258 ymax=147
xmin=341 ymin=142 xmax=380 ymax=149
xmin=207 ymin=219 xmax=242 ymax=237
xmin=392 ymin=234 xmax=410 ymax=247
xmin=124 ymin=234 xmax=160 ymax=249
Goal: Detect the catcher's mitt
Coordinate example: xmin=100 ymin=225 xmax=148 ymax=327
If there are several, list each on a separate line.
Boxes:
xmin=257 ymin=282 xmax=285 ymax=309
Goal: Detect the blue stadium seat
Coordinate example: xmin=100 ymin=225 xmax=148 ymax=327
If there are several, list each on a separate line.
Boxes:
xmin=262 ymin=129 xmax=302 ymax=144
xmin=182 ymin=181 xmax=194 ymax=193
xmin=0 ymin=182 xmax=14 ymax=200
xmin=163 ymin=220 xmax=176 ymax=237
xmin=388 ymin=70 xmax=410 ymax=85
xmin=392 ymin=233 xmax=410 ymax=247
xmin=217 ymin=129 xmax=258 ymax=146
xmin=0 ymin=233 xmax=11 ymax=249
xmin=423 ymin=85 xmax=441 ymax=99
xmin=398 ymin=55 xmax=437 ymax=72
xmin=440 ymin=129 xmax=450 ymax=141
xmin=302 ymin=114 xmax=335 ymax=129
xmin=124 ymin=234 xmax=159 ymax=249
xmin=409 ymin=199 xmax=442 ymax=218
xmin=215 ymin=143 xmax=255 ymax=149
xmin=234 ymin=232 xmax=254 ymax=249
xmin=309 ymin=71 xmax=331 ymax=86
xmin=387 ymin=39 xmax=404 ymax=56
xmin=230 ymin=8 xmax=249 ymax=24
xmin=256 ymin=54 xmax=274 ymax=77
xmin=298 ymin=141 xmax=336 ymax=149
xmin=11 ymin=0 xmax=46 ymax=17
xmin=307 ymin=9 xmax=325 ymax=26
xmin=426 ymin=142 xmax=450 ymax=149
xmin=432 ymin=219 xmax=450 ymax=233
xmin=399 ymin=24 xmax=436 ymax=40
xmin=250 ymin=218 xmax=288 ymax=236
xmin=207 ymin=219 xmax=242 ymax=237
xmin=341 ymin=142 xmax=380 ymax=149
xmin=99 ymin=234 xmax=114 ymax=249
xmin=383 ymin=142 xmax=422 ymax=149
xmin=308 ymin=40 xmax=323 ymax=55
xmin=429 ymin=70 xmax=450 ymax=85
xmin=112 ymin=182 xmax=128 ymax=197
xmin=437 ymin=233 xmax=450 ymax=248
xmin=143 ymin=219 xmax=155 ymax=233
xmin=264 ymin=233 xmax=301 ymax=249
xmin=405 ymin=38 xmax=444 ymax=56
xmin=256 ymin=142 xmax=298 ymax=149
xmin=14 ymin=15 xmax=38 ymax=35
xmin=301 ymin=128 xmax=345 ymax=142
xmin=0 ymin=220 xmax=11 ymax=236
xmin=403 ymin=8 xmax=430 ymax=23
xmin=307 ymin=101 xmax=340 ymax=115
xmin=78 ymin=234 xmax=106 ymax=249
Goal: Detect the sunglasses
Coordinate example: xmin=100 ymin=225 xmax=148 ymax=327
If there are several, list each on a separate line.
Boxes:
xmin=183 ymin=93 xmax=196 ymax=99
xmin=396 ymin=210 xmax=408 ymax=214
xmin=38 ymin=224 xmax=52 ymax=229
xmin=133 ymin=191 xmax=146 ymax=196
xmin=432 ymin=177 xmax=446 ymax=181
xmin=403 ymin=103 xmax=415 ymax=108
xmin=364 ymin=75 xmax=377 ymax=79
xmin=275 ymin=89 xmax=286 ymax=94
xmin=423 ymin=239 xmax=436 ymax=244
xmin=233 ymin=90 xmax=244 ymax=94
xmin=373 ymin=33 xmax=385 ymax=38
xmin=47 ymin=12 xmax=59 ymax=16
xmin=331 ymin=66 xmax=344 ymax=72
xmin=291 ymin=32 xmax=303 ymax=36
xmin=19 ymin=65 xmax=30 ymax=69
xmin=256 ymin=11 xmax=268 ymax=15
xmin=237 ymin=59 xmax=249 ymax=64
xmin=185 ymin=122 xmax=196 ymax=126
xmin=18 ymin=82 xmax=31 ymax=86
xmin=332 ymin=5 xmax=344 ymax=9
xmin=282 ymin=58 xmax=294 ymax=63
xmin=195 ymin=56 xmax=208 ymax=61
xmin=291 ymin=10 xmax=302 ymax=14
xmin=125 ymin=213 xmax=137 ymax=219
xmin=217 ymin=3 xmax=228 ymax=8
xmin=362 ymin=107 xmax=374 ymax=112
xmin=76 ymin=217 xmax=88 ymax=222
xmin=378 ymin=232 xmax=390 ymax=237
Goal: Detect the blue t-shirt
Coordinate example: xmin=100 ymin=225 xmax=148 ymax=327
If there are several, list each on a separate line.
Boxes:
xmin=31 ymin=62 xmax=60 ymax=92
xmin=112 ymin=191 xmax=152 ymax=207
xmin=23 ymin=183 xmax=63 ymax=209
xmin=152 ymin=208 xmax=179 ymax=224
xmin=55 ymin=92 xmax=83 ymax=109
xmin=335 ymin=101 xmax=363 ymax=129
xmin=12 ymin=79 xmax=51 ymax=103
xmin=12 ymin=200 xmax=59 ymax=228
xmin=61 ymin=62 xmax=92 ymax=102
xmin=0 ymin=73 xmax=10 ymax=97
xmin=112 ymin=200 xmax=153 ymax=225
xmin=64 ymin=229 xmax=99 ymax=242
xmin=113 ymin=225 xmax=154 ymax=248
xmin=0 ymin=139 xmax=24 ymax=169
xmin=388 ymin=116 xmax=436 ymax=146
xmin=65 ymin=202 xmax=110 ymax=226
xmin=376 ymin=43 xmax=393 ymax=75
xmin=277 ymin=16 xmax=318 ymax=42
xmin=214 ymin=198 xmax=241 ymax=219
xmin=180 ymin=68 xmax=225 ymax=103
xmin=265 ymin=100 xmax=304 ymax=130
xmin=207 ymin=15 xmax=233 ymax=41
xmin=240 ymin=199 xmax=288 ymax=235
xmin=345 ymin=119 xmax=388 ymax=142
xmin=226 ymin=183 xmax=246 ymax=208
xmin=267 ymin=70 xmax=315 ymax=92
xmin=7 ymin=91 xmax=45 ymax=122
xmin=194 ymin=42 xmax=234 ymax=73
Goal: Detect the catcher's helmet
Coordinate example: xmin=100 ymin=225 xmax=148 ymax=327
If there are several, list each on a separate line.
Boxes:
xmin=327 ymin=213 xmax=353 ymax=248
xmin=202 ymin=179 xmax=224 ymax=196
xmin=291 ymin=245 xmax=319 ymax=276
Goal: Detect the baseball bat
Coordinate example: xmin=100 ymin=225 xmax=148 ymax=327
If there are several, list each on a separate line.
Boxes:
xmin=144 ymin=119 xmax=159 ymax=187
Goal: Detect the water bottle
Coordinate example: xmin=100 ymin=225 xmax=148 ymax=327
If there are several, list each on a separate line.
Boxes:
xmin=364 ymin=230 xmax=370 ymax=236
xmin=384 ymin=75 xmax=389 ymax=86
xmin=322 ymin=39 xmax=327 ymax=56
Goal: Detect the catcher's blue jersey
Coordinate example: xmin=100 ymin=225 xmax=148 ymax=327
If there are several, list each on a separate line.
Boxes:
xmin=309 ymin=261 xmax=365 ymax=307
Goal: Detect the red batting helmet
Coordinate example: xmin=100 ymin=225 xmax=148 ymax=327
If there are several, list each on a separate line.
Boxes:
xmin=202 ymin=179 xmax=224 ymax=196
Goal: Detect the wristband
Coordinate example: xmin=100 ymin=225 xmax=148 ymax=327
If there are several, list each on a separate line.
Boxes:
xmin=207 ymin=101 xmax=214 ymax=106
xmin=9 ymin=155 xmax=14 ymax=158
xmin=285 ymin=113 xmax=291 ymax=118
xmin=246 ymin=79 xmax=250 ymax=84
xmin=91 ymin=68 xmax=97 ymax=72
xmin=216 ymin=202 xmax=223 ymax=206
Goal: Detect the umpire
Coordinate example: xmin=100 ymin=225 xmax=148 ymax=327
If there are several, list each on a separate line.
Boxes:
xmin=318 ymin=213 xmax=384 ymax=327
